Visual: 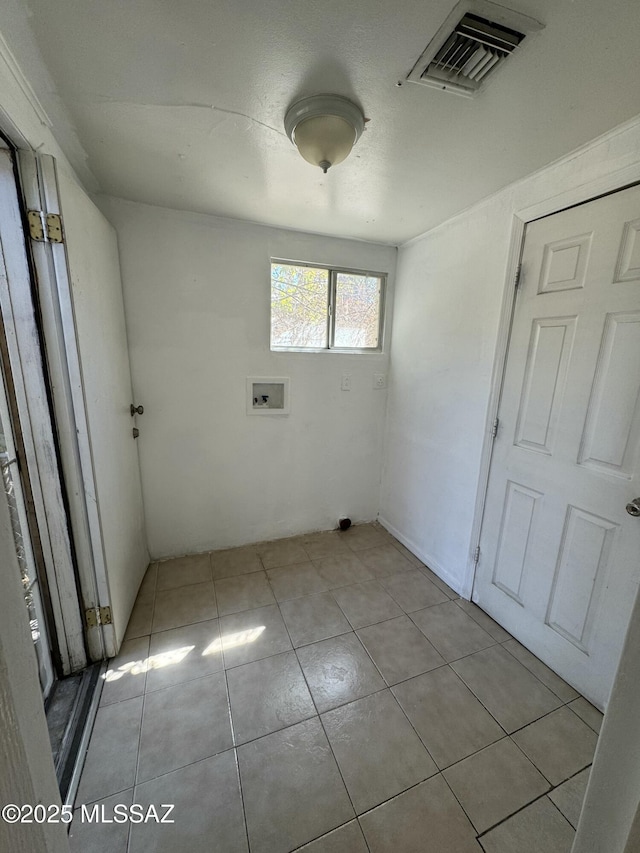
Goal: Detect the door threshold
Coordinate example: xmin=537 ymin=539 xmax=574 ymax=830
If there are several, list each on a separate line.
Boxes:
xmin=46 ymin=663 xmax=103 ymax=805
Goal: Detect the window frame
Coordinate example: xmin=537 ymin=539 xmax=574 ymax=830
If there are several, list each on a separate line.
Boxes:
xmin=270 ymin=259 xmax=387 ymax=354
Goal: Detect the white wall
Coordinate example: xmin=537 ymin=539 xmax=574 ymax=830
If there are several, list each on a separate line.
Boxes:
xmin=99 ymin=198 xmax=396 ymax=559
xmin=380 ymin=114 xmax=640 ymax=595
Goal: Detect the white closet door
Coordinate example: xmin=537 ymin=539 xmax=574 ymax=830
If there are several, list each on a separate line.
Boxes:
xmin=475 ymin=184 xmax=640 ymax=710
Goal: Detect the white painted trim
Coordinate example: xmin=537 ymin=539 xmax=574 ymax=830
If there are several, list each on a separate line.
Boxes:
xmin=0 ymin=149 xmax=85 ymax=673
xmin=517 ymin=164 xmax=640 ymax=223
xmin=0 ymin=487 xmax=70 ymax=853
xmin=377 ymin=514 xmax=464 ymax=596
xmin=18 ymin=151 xmax=114 ymax=660
xmin=0 ymin=30 xmax=51 ymax=129
xmin=40 ymin=154 xmax=116 ymax=656
xmin=464 ymin=215 xmax=526 ymax=601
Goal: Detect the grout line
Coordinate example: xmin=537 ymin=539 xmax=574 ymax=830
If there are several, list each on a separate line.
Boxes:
xmin=119 ymin=533 xmax=596 ymax=851
xmin=223 ymin=666 xmax=252 ymax=853
xmin=546 ymin=792 xmax=580 ymax=829
xmin=475 ymin=786 xmax=575 ymax=839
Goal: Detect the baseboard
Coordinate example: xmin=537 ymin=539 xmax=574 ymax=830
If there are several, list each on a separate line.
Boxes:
xmin=377 ymin=515 xmax=466 ymax=598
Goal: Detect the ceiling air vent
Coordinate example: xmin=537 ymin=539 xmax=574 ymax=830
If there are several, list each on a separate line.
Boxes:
xmin=407 ymin=0 xmax=543 ymax=97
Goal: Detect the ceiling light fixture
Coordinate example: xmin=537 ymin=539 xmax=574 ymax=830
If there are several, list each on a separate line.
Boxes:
xmin=284 ymin=94 xmax=365 ymax=174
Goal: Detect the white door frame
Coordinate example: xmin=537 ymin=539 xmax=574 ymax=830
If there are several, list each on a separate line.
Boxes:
xmin=0 ymin=146 xmax=86 ymax=674
xmin=465 ymin=162 xmax=640 ymax=602
xmin=18 ymin=151 xmax=113 ymax=661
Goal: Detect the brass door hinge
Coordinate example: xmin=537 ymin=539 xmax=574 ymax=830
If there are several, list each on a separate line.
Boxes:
xmin=27 ymin=210 xmax=64 ymax=243
xmin=85 ymin=606 xmax=112 ymax=628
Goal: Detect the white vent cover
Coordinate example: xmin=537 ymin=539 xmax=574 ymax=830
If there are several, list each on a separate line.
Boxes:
xmin=407 ymin=0 xmax=543 ymax=96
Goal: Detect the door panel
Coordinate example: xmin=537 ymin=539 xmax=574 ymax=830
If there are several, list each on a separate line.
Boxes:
xmin=19 ymin=151 xmax=149 ymax=657
xmin=48 ymin=160 xmax=148 ymax=653
xmin=475 ymin=184 xmax=640 ymax=710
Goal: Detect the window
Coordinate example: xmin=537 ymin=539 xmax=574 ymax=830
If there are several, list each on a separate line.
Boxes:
xmin=270 ymin=261 xmax=385 ymax=352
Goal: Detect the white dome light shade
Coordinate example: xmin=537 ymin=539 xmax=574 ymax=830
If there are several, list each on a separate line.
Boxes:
xmin=293 ymin=115 xmax=356 ymax=171
xmin=284 ymin=94 xmax=365 ymax=173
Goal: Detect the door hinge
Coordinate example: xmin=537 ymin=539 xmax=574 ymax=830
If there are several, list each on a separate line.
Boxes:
xmin=85 ymin=606 xmax=112 ymax=628
xmin=514 ymin=263 xmax=522 ymax=289
xmin=491 ymin=417 xmax=500 ymax=439
xmin=473 ymin=546 xmax=481 ymax=564
xmin=27 ymin=210 xmax=64 ymax=244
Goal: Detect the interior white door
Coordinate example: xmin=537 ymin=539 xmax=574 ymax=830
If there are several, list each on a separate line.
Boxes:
xmin=19 ymin=152 xmax=149 ymax=656
xmin=475 ymin=184 xmax=640 ymax=710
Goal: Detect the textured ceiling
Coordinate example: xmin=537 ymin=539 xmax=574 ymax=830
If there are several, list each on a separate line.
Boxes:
xmin=5 ymin=0 xmax=640 ymax=243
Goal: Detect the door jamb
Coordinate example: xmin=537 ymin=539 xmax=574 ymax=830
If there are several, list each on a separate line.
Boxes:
xmin=18 ymin=151 xmax=112 ymax=661
xmin=464 ymin=162 xmax=640 ymax=602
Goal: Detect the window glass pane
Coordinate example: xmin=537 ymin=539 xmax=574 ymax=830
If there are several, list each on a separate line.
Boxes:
xmin=334 ymin=273 xmax=382 ymax=348
xmin=271 ymin=263 xmax=329 ymax=348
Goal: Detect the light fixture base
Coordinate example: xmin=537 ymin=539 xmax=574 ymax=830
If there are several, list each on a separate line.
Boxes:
xmin=284 ymin=94 xmax=365 ymax=172
xmin=284 ymin=94 xmax=365 ymax=145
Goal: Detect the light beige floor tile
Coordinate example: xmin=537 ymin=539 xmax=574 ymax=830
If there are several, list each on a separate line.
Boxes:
xmin=280 ymin=592 xmax=352 ymax=647
xmin=238 ymin=717 xmax=354 ymax=853
xmin=129 ymin=750 xmax=248 ymax=853
xmin=357 ymin=544 xmax=415 ymax=578
xmin=379 ymin=569 xmax=449 ymax=611
xmin=418 ymin=565 xmax=459 ymax=598
xmin=451 ymin=645 xmax=562 ymax=733
xmin=388 ymin=540 xmax=423 ymax=567
xmin=76 ymin=696 xmax=143 ymax=804
xmin=124 ymin=596 xmax=154 ymax=640
xmin=145 ymin=619 xmax=222 ymax=693
xmin=137 ymin=563 xmax=157 ymax=601
xmin=392 ymin=665 xmax=504 ymax=769
xmin=548 ymin=767 xmax=590 ymax=828
xmin=411 ymin=601 xmax=496 ymax=661
xmin=331 ymin=581 xmax=403 ymax=629
xmin=297 ymin=632 xmax=386 ymax=713
xmin=137 ymin=672 xmax=232 ymax=782
xmin=444 ymin=737 xmax=549 ymax=833
xmin=69 ymin=789 xmax=133 ymax=853
xmin=267 ymin=562 xmax=329 ymax=601
xmin=151 ymin=581 xmax=217 ymax=633
xmin=341 ymin=524 xmax=389 ymax=551
xmin=479 ymin=796 xmax=575 ymax=853
xmin=214 ymin=571 xmax=275 ymax=616
xmin=455 ymin=599 xmax=511 ymax=642
xmin=321 ymin=690 xmax=437 ymax=814
xmin=502 ymin=639 xmax=578 ymax=702
xmin=227 ymin=650 xmax=315 ymax=743
xmin=568 ymin=697 xmax=604 ymax=733
xmin=100 ymin=636 xmax=149 ymax=706
xmin=512 ymin=707 xmax=597 ymax=785
xmin=301 ymin=530 xmax=351 ymax=560
xmin=258 ymin=537 xmax=310 ymax=569
xmin=294 ymin=820 xmax=368 ymax=852
xmin=357 ymin=616 xmax=444 ymax=685
xmin=220 ymin=603 xmax=292 ymax=668
xmin=359 ymin=774 xmax=481 ymax=853
xmin=156 ymin=553 xmax=211 ymax=591
xmin=313 ymin=552 xmax=374 ymax=588
xmin=211 ymin=546 xmax=262 ymax=579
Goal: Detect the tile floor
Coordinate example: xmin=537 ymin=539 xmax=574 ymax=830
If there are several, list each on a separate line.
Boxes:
xmin=69 ymin=523 xmax=603 ymax=853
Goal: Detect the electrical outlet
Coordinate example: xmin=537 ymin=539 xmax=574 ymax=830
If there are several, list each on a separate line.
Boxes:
xmin=341 ymin=374 xmax=352 ymax=391
xmin=373 ymin=373 xmax=387 ymax=390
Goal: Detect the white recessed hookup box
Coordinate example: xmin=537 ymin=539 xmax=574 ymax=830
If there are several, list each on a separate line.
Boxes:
xmin=246 ymin=377 xmax=290 ymax=415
